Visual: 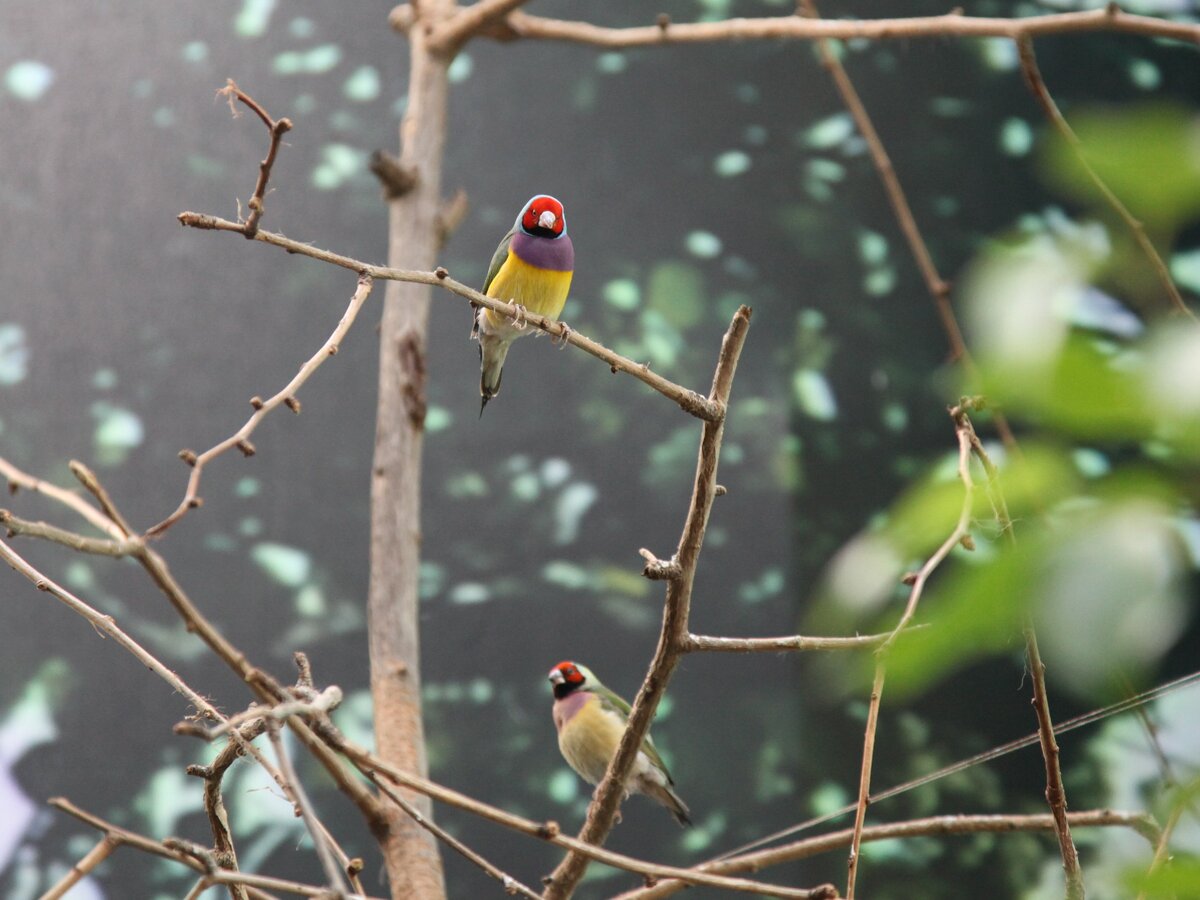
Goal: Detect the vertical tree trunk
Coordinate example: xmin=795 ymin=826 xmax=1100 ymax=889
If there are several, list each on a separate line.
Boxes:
xmin=367 ymin=3 xmax=454 ymax=898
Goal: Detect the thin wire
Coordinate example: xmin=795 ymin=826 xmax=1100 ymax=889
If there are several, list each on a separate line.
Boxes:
xmin=716 ymin=668 xmax=1200 ymax=861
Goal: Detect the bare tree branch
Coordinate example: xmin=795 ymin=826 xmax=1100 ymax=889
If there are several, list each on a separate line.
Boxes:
xmin=489 ymin=7 xmax=1200 ymax=48
xmin=616 ymin=809 xmax=1158 ymax=900
xmin=177 ymin=212 xmax=723 ymax=421
xmin=146 ymin=274 xmax=375 ymax=537
xmin=41 ymin=836 xmax=119 ymax=900
xmin=543 ymin=306 xmax=753 ymax=899
xmin=216 ymin=79 xmax=293 ymax=238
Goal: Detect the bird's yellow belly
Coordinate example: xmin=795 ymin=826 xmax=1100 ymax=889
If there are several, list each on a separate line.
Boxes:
xmin=484 ymin=255 xmax=572 ymax=324
xmin=558 ymin=699 xmax=625 ymax=786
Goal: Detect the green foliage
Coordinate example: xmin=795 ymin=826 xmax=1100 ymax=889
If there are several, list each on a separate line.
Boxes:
xmin=1040 ymin=104 xmax=1200 ymax=234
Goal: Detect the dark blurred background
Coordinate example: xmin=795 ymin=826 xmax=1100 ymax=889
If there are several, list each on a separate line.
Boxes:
xmin=1 ymin=1 xmax=1198 ymax=898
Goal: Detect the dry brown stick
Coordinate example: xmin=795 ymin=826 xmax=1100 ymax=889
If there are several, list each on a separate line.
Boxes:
xmin=1025 ymin=625 xmax=1084 ymax=899
xmin=189 ymin=724 xmax=268 ymax=900
xmin=266 ymin=724 xmax=351 ymax=894
xmin=367 ymin=773 xmax=543 ymax=900
xmin=49 ymin=797 xmax=379 ymax=899
xmin=217 ymin=80 xmax=293 ymax=238
xmin=1016 ymin=36 xmax=1194 ymax=321
xmin=0 ymin=509 xmax=138 ymax=556
xmin=426 ymin=0 xmax=535 ymax=53
xmin=145 ymin=274 xmax=374 ymax=537
xmin=958 ymin=418 xmax=1085 ymax=899
xmin=844 ymin=410 xmax=977 ymax=898
xmin=177 ymin=213 xmax=722 ymax=422
xmin=615 ymin=809 xmax=1158 ymax=900
xmin=797 ymin=0 xmax=1020 ymax=455
xmin=543 ymin=306 xmax=754 ymax=900
xmin=683 ymin=630 xmax=908 ymax=653
xmin=0 ymin=535 xmax=221 ymax=719
xmin=492 ymin=6 xmax=1200 ymax=47
xmin=41 ymin=835 xmax=119 ymax=900
xmin=845 ymin=663 xmax=884 ymax=900
xmin=0 ymin=457 xmax=123 ymax=539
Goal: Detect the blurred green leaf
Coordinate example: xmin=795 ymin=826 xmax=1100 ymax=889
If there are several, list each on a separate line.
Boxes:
xmin=1039 ymin=104 xmax=1200 ymax=233
xmin=647 ymin=261 xmax=705 ymax=330
xmin=1128 ymin=855 xmax=1200 ymax=898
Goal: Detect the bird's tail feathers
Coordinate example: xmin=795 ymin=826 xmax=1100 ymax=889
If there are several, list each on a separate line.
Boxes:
xmin=479 ymin=336 xmax=510 ymax=416
xmin=645 ymin=781 xmax=692 ymax=827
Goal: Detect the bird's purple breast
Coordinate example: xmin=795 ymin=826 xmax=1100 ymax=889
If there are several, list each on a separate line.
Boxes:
xmin=553 ymin=690 xmax=591 ymax=731
xmin=512 ymin=230 xmax=574 ymax=272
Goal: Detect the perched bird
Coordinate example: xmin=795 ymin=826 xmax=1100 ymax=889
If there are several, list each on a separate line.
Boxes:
xmin=548 ymin=660 xmax=691 ymax=826
xmin=472 ymin=194 xmax=574 ymax=414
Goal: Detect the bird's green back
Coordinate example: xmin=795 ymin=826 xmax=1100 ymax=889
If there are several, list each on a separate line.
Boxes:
xmin=482 ymin=227 xmax=515 ymax=295
xmin=589 ymin=681 xmax=676 ymax=784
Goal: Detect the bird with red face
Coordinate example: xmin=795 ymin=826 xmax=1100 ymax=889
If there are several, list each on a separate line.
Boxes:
xmin=472 ymin=194 xmax=574 ymax=414
xmin=548 ymin=660 xmax=691 ymax=826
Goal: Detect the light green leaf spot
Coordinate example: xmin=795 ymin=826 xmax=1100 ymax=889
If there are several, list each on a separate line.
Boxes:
xmin=0 ymin=324 xmax=30 ymax=385
xmin=596 ymin=52 xmax=626 ymax=74
xmin=1128 ymin=58 xmax=1161 ymax=90
xmin=1000 ymin=117 xmax=1033 ymax=157
xmin=295 ymin=583 xmax=325 ymax=616
xmin=448 ymin=53 xmax=473 ymax=83
xmin=234 ymin=0 xmax=276 ymax=38
xmin=343 ymin=65 xmax=380 ymax=102
xmin=793 ymin=370 xmax=837 ymax=420
xmin=548 ymin=769 xmax=578 ymax=803
xmin=685 ymin=231 xmax=722 ymax=259
xmin=450 ymin=582 xmax=490 ymax=604
xmin=648 ymin=262 xmax=705 ymax=330
xmin=5 ymin=61 xmax=54 ymax=101
xmin=251 ymin=542 xmax=312 ymax=587
xmin=91 ymin=403 xmax=144 ymax=464
xmin=181 ymin=42 xmax=208 ymax=63
xmin=803 ymin=112 xmax=853 ymax=149
xmin=543 ymin=560 xmax=590 ymax=590
xmin=426 ymin=405 xmax=452 ymax=433
xmin=603 ymin=278 xmax=640 ymax=310
xmin=714 ymin=150 xmax=751 ymax=177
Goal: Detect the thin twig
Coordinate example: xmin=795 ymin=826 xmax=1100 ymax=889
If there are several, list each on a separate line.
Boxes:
xmin=844 ymin=410 xmax=977 ymax=898
xmin=49 ymin=798 xmax=369 ymax=899
xmin=683 ymin=630 xmax=910 ymax=653
xmin=958 ymin=412 xmax=1084 ymax=899
xmin=616 ymin=809 xmax=1157 ymax=900
xmin=368 ymin=773 xmax=543 ymax=900
xmin=267 ymin=724 xmax=351 ymax=894
xmin=217 ymin=80 xmax=293 ymax=238
xmin=178 ymin=687 xmax=343 ymax=740
xmin=1016 ymin=36 xmax=1194 ymax=321
xmin=146 ymin=274 xmax=374 ymax=537
xmin=0 ymin=457 xmax=124 ymax=539
xmin=490 ymin=6 xmax=1200 ymax=47
xmin=177 ymin=212 xmax=723 ymax=422
xmin=543 ymin=306 xmax=753 ymax=899
xmin=41 ymin=836 xmax=118 ymax=900
xmin=0 ymin=509 xmax=139 ymax=556
xmin=0 ymin=536 xmax=219 ymax=720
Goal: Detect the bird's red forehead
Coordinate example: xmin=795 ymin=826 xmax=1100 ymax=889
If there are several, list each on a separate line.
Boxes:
xmin=553 ymin=660 xmax=584 ymax=683
xmin=523 ymin=195 xmax=565 ymax=232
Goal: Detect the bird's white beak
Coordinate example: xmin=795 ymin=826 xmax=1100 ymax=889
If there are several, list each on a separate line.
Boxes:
xmin=548 ymin=668 xmax=565 ymax=685
xmin=538 ymin=210 xmax=557 ymax=230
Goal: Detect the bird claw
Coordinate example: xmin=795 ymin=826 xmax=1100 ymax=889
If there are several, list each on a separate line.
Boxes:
xmin=509 ymin=301 xmax=530 ymax=330
xmin=554 ymin=321 xmax=573 ymax=348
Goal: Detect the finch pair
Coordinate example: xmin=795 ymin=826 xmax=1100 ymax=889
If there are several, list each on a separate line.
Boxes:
xmin=471 ymin=200 xmax=689 ymax=824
